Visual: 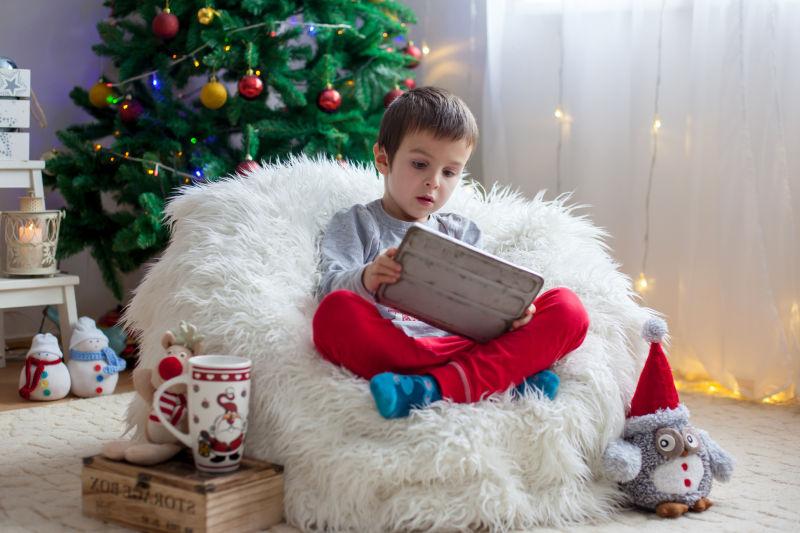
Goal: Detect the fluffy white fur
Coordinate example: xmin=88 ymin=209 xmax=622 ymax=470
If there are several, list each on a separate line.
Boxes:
xmin=122 ymin=155 xmax=653 ymax=531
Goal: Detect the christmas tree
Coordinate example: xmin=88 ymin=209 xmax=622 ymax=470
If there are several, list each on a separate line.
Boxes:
xmin=45 ymin=0 xmax=423 ymax=299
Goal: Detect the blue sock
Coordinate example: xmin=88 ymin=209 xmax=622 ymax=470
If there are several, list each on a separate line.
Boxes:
xmin=514 ymin=369 xmax=560 ymax=400
xmin=370 ymin=372 xmax=442 ymax=419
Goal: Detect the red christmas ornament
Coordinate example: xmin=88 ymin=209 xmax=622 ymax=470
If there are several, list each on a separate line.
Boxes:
xmin=119 ymin=98 xmax=143 ymax=123
xmin=238 ymin=70 xmax=264 ymax=100
xmin=384 ymin=87 xmax=404 ymax=108
xmin=403 ymin=78 xmax=416 ymax=90
xmin=236 ymin=156 xmax=260 ymax=174
xmin=152 ymin=9 xmax=180 ymax=40
xmin=317 ymin=85 xmax=342 ymax=113
xmin=404 ymin=43 xmax=422 ymax=69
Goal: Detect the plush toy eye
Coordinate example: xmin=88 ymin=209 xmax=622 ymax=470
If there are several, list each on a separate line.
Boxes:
xmin=655 ymin=428 xmax=685 ymax=458
xmin=658 ymin=434 xmax=676 ymax=452
xmin=683 ymin=429 xmax=700 ymax=452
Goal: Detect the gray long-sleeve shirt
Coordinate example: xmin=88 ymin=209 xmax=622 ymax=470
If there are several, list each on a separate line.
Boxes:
xmin=317 ymin=199 xmax=483 ymax=338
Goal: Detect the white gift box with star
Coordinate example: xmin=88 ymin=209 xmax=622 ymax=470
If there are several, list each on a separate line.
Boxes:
xmin=0 ymin=68 xmax=31 ymax=160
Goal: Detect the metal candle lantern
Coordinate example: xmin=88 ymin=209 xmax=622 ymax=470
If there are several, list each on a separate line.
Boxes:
xmin=2 ymin=192 xmax=63 ymax=276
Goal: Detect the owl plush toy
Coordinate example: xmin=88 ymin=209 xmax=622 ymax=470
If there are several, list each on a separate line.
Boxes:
xmin=602 ymin=318 xmax=735 ymax=518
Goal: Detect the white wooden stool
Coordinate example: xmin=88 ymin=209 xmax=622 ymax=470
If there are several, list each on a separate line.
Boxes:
xmin=0 ymin=274 xmax=79 ymax=367
xmin=0 ymin=161 xmax=46 ymax=197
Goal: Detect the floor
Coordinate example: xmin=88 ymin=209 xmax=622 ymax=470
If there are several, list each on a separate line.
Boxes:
xmin=0 ymin=356 xmax=134 ymax=412
xmin=0 ymin=390 xmax=797 ymax=532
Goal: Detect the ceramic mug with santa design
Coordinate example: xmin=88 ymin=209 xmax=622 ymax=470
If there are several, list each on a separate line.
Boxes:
xmin=153 ymin=355 xmax=252 ymax=473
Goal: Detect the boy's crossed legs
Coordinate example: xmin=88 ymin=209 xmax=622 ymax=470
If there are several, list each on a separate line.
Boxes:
xmin=312 ymin=287 xmax=589 ymax=417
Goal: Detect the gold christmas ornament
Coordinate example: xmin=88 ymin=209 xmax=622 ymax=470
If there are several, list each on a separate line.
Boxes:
xmin=200 ymin=77 xmax=227 ymax=110
xmin=197 ymin=7 xmax=216 ymax=25
xmin=88 ymin=81 xmax=114 ymax=108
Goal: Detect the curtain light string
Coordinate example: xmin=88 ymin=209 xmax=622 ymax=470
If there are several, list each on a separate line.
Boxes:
xmin=555 ymin=0 xmax=566 ymax=196
xmin=637 ymin=0 xmax=667 ymax=293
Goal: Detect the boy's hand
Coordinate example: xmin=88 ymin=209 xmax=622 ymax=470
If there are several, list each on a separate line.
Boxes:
xmin=362 ymin=247 xmax=402 ymax=293
xmin=510 ymin=303 xmax=536 ymax=331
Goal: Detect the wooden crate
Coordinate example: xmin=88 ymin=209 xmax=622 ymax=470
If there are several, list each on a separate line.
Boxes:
xmin=82 ymin=453 xmax=284 ymax=533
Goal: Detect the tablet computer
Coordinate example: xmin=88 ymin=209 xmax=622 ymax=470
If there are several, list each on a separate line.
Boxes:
xmin=376 ymin=223 xmax=545 ymax=343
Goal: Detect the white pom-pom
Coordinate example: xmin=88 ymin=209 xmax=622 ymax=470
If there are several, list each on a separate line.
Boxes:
xmin=642 ymin=317 xmax=668 ymax=343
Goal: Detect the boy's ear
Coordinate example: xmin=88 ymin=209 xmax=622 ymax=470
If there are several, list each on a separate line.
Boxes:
xmin=373 ymin=143 xmax=389 ymax=177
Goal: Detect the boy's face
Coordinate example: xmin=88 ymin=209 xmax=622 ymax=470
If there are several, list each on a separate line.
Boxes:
xmin=374 ymin=129 xmax=472 ymax=223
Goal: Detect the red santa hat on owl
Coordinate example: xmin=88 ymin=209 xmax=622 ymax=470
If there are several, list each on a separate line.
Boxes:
xmin=628 ymin=317 xmax=680 ymax=418
xmin=217 ymin=388 xmax=238 ymax=413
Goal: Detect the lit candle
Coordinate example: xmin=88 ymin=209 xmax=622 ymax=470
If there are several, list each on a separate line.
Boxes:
xmin=18 ymin=221 xmax=43 ymax=244
xmin=16 ymin=221 xmax=43 ymax=270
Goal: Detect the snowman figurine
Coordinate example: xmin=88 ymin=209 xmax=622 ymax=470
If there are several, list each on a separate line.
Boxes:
xmin=67 ymin=317 xmax=127 ymax=397
xmin=19 ymin=333 xmax=71 ymax=401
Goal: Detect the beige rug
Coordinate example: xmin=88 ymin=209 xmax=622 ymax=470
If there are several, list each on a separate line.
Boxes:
xmin=1 ymin=392 xmax=797 ymax=532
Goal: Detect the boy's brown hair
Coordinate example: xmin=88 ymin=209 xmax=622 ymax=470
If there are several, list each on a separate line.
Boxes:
xmin=377 ymin=86 xmax=478 ymax=166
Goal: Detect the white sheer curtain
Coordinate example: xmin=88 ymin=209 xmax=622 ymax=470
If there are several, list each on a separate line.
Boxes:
xmin=482 ymin=0 xmax=800 ymax=401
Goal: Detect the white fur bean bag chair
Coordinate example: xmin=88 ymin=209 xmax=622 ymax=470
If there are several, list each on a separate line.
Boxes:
xmin=123 ymin=155 xmax=652 ymax=531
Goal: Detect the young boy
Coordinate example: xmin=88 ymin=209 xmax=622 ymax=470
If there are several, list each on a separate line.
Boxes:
xmin=313 ymin=87 xmax=589 ymax=419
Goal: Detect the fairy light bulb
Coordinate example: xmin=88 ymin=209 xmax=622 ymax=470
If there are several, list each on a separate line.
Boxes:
xmin=652 ymin=116 xmax=662 ymax=133
xmin=554 ymin=107 xmax=564 ymax=120
xmin=635 ymin=272 xmax=650 ymax=293
xmin=421 ymin=42 xmax=430 ymax=55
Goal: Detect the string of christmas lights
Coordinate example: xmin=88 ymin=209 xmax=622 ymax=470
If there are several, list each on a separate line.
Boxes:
xmin=108 ymin=18 xmax=356 ymax=89
xmin=554 ymin=0 xmax=567 ymax=196
xmin=636 ymin=0 xmax=667 ymax=294
xmin=90 ymin=142 xmax=198 ymax=182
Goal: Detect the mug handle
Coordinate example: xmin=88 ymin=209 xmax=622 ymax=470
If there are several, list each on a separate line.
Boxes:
xmin=153 ymin=375 xmax=192 ymax=447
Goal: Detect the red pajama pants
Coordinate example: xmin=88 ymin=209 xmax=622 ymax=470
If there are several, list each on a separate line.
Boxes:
xmin=312 ymin=287 xmax=589 ymax=403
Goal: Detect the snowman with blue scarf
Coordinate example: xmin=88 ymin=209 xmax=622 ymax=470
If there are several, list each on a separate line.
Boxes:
xmin=67 ymin=317 xmax=126 ymax=397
